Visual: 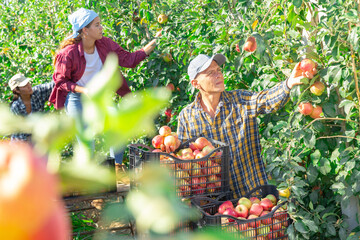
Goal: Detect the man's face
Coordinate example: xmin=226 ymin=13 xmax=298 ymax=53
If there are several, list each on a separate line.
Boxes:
xmin=192 ymin=61 xmax=225 ymax=94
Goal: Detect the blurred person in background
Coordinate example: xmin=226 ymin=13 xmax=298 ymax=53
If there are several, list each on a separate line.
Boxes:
xmin=9 ymin=73 xmax=54 ymax=142
xmin=48 ymin=8 xmax=161 ymax=164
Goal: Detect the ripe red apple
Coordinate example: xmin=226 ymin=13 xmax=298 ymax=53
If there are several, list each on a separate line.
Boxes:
xmin=190 ymin=162 xmax=202 ymax=176
xmin=300 ymin=59 xmax=317 ymax=77
xmin=193 ymin=149 xmax=201 ymax=156
xmin=243 ymin=36 xmax=257 ymax=52
xmin=273 ymin=207 xmax=287 ymax=221
xmin=257 ymin=224 xmax=271 ymax=235
xmin=195 ymin=152 xmax=205 ymax=159
xmin=235 ymin=44 xmax=240 ymax=53
xmin=207 ymin=183 xmax=216 ymax=193
xmin=238 ymin=197 xmax=252 ymax=210
xmin=189 ymin=142 xmax=198 ymax=151
xmin=249 ymin=203 xmax=263 ymax=216
xmin=218 ymin=200 xmax=234 ymax=214
xmin=202 ymin=145 xmax=215 ymax=156
xmin=250 ymin=197 xmax=261 ymax=204
xmin=29 ymin=202 xmax=70 ymax=240
xmin=159 ymin=125 xmax=171 ymax=136
xmin=260 ymin=198 xmax=274 ymax=211
xmin=0 ymin=142 xmax=68 ymax=240
xmin=177 ymin=148 xmax=193 ymax=157
xmin=194 ymin=137 xmax=211 ymax=150
xmin=310 ymin=105 xmax=323 ymax=119
xmin=298 ymin=102 xmax=314 ymax=115
xmin=310 ymin=81 xmax=325 ymax=96
xmin=260 ymin=211 xmax=271 ymax=225
xmin=300 ymin=58 xmax=316 ymax=72
xmin=210 ymin=161 xmax=221 ymax=174
xmin=198 ymin=176 xmax=207 ymax=188
xmin=222 ymin=208 xmax=238 ymax=222
xmin=247 ymin=214 xmax=261 ymax=228
xmin=235 ymin=204 xmax=249 ymax=218
xmin=176 ymin=170 xmax=190 ymax=180
xmin=270 ymin=219 xmax=282 ymax=231
xmin=265 ymin=194 xmax=277 ymax=205
xmin=152 ymin=135 xmax=164 ymax=149
xmin=166 ymin=83 xmax=175 ymax=92
xmin=164 ymin=135 xmax=177 ymax=151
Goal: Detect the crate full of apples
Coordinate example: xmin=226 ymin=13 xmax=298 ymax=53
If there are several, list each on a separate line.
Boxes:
xmin=128 ymin=126 xmax=231 ymax=198
xmin=191 ymin=185 xmax=290 ymax=239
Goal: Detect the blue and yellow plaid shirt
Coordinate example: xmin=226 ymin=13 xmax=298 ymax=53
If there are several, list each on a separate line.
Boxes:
xmin=177 ymin=81 xmax=290 ymax=197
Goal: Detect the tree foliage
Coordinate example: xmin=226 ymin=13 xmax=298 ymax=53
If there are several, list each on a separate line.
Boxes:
xmin=1 ymin=0 xmax=360 ymax=239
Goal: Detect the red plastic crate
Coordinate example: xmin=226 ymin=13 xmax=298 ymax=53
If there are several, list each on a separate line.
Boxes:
xmin=191 ymin=185 xmax=290 ymax=239
xmin=128 ymin=137 xmax=231 ymax=198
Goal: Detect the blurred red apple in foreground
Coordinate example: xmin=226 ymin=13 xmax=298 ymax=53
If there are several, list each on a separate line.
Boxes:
xmin=0 ymin=142 xmax=70 ymax=239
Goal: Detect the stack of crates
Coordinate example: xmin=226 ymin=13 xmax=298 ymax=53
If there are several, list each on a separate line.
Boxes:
xmin=191 ymin=185 xmax=290 ymax=239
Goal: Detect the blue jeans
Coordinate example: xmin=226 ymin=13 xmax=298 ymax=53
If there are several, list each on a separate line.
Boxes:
xmin=65 ymin=92 xmax=124 ymax=164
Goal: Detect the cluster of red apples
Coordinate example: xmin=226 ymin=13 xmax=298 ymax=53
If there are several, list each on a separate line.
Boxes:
xmin=151 ymin=126 xmax=223 ymax=196
xmin=216 ymin=195 xmax=288 ymax=239
xmin=297 ymin=59 xmax=325 ymax=119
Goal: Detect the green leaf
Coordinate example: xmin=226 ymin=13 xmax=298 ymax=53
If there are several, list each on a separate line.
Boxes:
xmin=303 ymin=219 xmax=319 ymax=233
xmin=332 ymin=182 xmax=346 ymax=194
xmin=311 ymin=149 xmax=321 ymax=162
xmin=304 ymin=129 xmax=316 ymax=148
xmin=326 ymin=224 xmax=336 ymax=236
xmin=294 ymin=220 xmax=308 ymax=233
xmin=273 ymin=121 xmax=287 ymax=131
xmin=348 ymin=27 xmax=359 ymax=51
xmin=339 ymin=99 xmax=355 ymax=115
xmin=307 ymin=164 xmax=319 ymax=183
xmin=323 ymin=102 xmax=337 ymax=117
xmin=319 ymin=157 xmax=331 ymax=175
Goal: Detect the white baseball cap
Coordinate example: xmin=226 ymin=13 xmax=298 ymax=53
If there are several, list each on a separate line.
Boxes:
xmin=187 ymin=54 xmax=226 ymax=80
xmin=8 ymin=74 xmax=31 ymax=90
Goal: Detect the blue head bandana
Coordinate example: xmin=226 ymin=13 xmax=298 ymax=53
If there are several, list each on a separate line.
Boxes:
xmin=66 ymin=8 xmax=98 ymax=40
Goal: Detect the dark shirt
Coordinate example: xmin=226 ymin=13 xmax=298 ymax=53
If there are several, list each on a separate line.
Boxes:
xmin=49 ymin=36 xmax=148 ymax=109
xmin=10 ymin=82 xmax=54 ymax=141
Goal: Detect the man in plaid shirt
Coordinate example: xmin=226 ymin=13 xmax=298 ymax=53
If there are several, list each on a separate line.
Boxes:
xmin=177 ymin=54 xmax=314 ymax=197
xmin=9 ymin=74 xmax=54 ymax=142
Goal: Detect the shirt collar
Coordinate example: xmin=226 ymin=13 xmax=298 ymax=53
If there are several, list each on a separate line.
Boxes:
xmin=195 ymin=91 xmax=229 ymax=111
xmin=77 ymin=41 xmax=85 ymax=58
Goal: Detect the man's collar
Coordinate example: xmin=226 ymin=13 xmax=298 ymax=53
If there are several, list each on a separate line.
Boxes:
xmin=195 ymin=91 xmax=229 ymax=110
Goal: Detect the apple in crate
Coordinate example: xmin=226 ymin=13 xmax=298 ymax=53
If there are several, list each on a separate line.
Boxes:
xmin=222 ymin=208 xmax=238 ymax=222
xmin=265 ymin=194 xmax=277 ymax=205
xmin=159 ymin=125 xmax=171 ymax=136
xmin=152 ymin=135 xmax=164 ymax=149
xmin=260 ymin=198 xmax=274 ymax=211
xmin=250 ymin=197 xmax=260 ymax=204
xmin=247 ymin=214 xmax=261 ymax=228
xmin=235 ymin=204 xmax=248 ymax=218
xmin=218 ymin=200 xmax=234 ymax=214
xmin=194 ymin=137 xmax=212 ymax=150
xmin=249 ymin=203 xmax=263 ymax=216
xmin=260 ymin=211 xmax=271 ymax=225
xmin=210 ymin=161 xmax=221 ymax=174
xmin=238 ymin=197 xmax=252 ymax=210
